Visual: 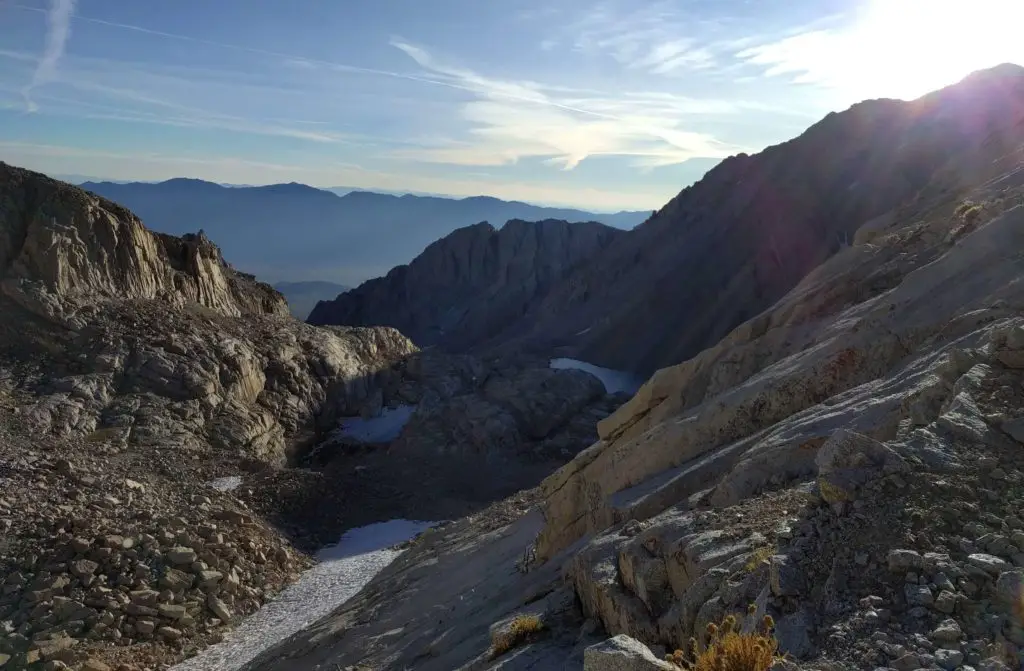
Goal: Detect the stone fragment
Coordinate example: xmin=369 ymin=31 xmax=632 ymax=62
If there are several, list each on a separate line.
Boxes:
xmin=159 ymin=568 xmax=193 ymax=591
xmin=934 ymin=590 xmax=958 ymax=614
xmin=166 ymin=547 xmax=198 ymax=565
xmin=69 ymin=559 xmax=99 ymax=578
xmin=905 ymin=584 xmax=934 ymax=607
xmin=157 ymin=626 xmax=183 ymax=640
xmin=207 ymin=594 xmax=233 ymax=623
xmin=158 ymin=604 xmax=187 ymax=620
xmin=967 ymin=553 xmax=1010 ymax=576
xmin=934 ymin=649 xmax=964 ymax=671
xmin=582 ymin=635 xmax=674 ymax=670
xmin=887 ymin=550 xmax=922 ymax=572
xmin=930 ymin=619 xmax=962 ymax=644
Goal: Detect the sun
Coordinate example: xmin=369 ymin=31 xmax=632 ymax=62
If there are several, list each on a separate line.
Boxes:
xmin=843 ymin=0 xmax=1024 ymax=101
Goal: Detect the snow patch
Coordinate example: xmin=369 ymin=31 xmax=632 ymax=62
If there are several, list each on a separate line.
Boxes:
xmin=332 ymin=404 xmax=415 ymax=443
xmin=550 ymin=357 xmax=642 ymax=395
xmin=208 ymin=476 xmax=242 ymax=492
xmin=171 ymin=519 xmax=436 ymax=671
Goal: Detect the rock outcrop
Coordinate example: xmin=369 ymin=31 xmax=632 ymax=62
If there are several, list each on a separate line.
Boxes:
xmin=1 ymin=162 xmax=418 ymax=465
xmin=0 ymin=163 xmax=427 ymax=668
xmin=307 ymin=218 xmax=624 ymax=350
xmin=243 ymin=65 xmax=1024 ymax=671
xmin=1 ymin=165 xmax=285 ymax=321
xmin=257 ymin=350 xmax=627 ymax=549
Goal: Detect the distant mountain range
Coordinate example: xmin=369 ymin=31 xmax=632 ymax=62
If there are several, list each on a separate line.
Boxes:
xmin=77 ymin=178 xmax=651 ymax=287
xmin=273 ymin=281 xmax=350 ymax=320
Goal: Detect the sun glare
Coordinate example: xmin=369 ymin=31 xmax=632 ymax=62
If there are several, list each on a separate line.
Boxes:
xmin=844 ymin=0 xmax=1024 ymax=101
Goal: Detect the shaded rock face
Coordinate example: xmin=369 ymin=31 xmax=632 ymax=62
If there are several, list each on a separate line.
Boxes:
xmin=391 ymin=354 xmax=618 ymax=463
xmin=307 ymin=218 xmax=624 ymax=350
xmin=471 ymin=66 xmax=1024 ymax=375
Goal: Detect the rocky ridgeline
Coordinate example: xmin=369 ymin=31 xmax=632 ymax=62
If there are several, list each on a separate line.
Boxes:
xmin=308 ymin=218 xmax=625 ymax=353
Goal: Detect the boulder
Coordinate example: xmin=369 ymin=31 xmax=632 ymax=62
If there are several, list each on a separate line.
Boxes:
xmin=208 ymin=594 xmax=233 ymax=623
xmin=815 ymin=429 xmax=905 ymax=503
xmin=583 ymin=635 xmax=675 ymax=670
xmin=159 ymin=568 xmax=193 ymax=591
xmin=774 ymin=608 xmax=815 ymax=659
xmin=166 ymin=547 xmax=198 ymax=565
xmin=769 ymin=555 xmax=804 ymax=597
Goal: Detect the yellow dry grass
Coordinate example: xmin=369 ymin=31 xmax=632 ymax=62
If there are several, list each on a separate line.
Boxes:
xmin=490 ymin=614 xmax=544 ymax=658
xmin=744 ymin=546 xmax=774 ymax=573
xmin=666 ymin=614 xmax=780 ymax=671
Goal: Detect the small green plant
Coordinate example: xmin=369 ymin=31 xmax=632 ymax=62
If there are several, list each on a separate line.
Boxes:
xmin=954 ymin=200 xmax=976 ymax=218
xmin=665 ymin=614 xmax=780 ymax=671
xmin=744 ymin=545 xmax=774 ymax=572
xmin=490 ymin=614 xmax=544 ymax=658
xmin=960 ymin=204 xmax=983 ymax=224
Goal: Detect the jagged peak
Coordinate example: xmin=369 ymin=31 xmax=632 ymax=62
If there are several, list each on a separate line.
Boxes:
xmin=1 ymin=162 xmax=287 ymax=320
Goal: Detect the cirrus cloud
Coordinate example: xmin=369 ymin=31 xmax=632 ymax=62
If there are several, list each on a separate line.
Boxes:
xmin=390 ymin=39 xmax=747 ymax=170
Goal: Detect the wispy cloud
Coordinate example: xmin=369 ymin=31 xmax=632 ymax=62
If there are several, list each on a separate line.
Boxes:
xmin=10 ymin=2 xmax=459 ymax=91
xmin=22 ymin=0 xmax=76 ymax=111
xmin=549 ymin=1 xmax=729 ymax=76
xmin=630 ymin=40 xmax=716 ymax=75
xmin=389 ymin=40 xmax=745 ymax=170
xmin=0 ymin=48 xmax=368 ymax=143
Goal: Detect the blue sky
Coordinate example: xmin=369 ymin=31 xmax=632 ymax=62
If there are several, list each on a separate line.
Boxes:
xmin=1 ymin=0 xmax=1022 ymax=211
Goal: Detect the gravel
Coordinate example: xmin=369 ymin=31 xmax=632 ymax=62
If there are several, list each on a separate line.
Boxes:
xmin=170 ymin=519 xmax=436 ymax=671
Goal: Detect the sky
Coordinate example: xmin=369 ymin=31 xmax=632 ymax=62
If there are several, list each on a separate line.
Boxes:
xmin=1 ymin=0 xmax=1023 ymax=211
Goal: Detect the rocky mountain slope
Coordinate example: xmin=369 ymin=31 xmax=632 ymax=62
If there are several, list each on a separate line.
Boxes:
xmin=311 ymin=65 xmax=1024 ymax=379
xmin=243 ymin=65 xmax=1024 ymax=671
xmin=307 ymin=219 xmax=624 ymax=350
xmin=0 ymin=164 xmax=625 ymax=670
xmin=515 ymin=64 xmax=1024 ymax=376
xmin=79 ymin=179 xmax=647 ymax=287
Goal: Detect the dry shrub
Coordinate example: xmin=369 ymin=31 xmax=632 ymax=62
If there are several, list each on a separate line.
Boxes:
xmin=490 ymin=614 xmax=544 ymax=658
xmin=666 ymin=614 xmax=780 ymax=671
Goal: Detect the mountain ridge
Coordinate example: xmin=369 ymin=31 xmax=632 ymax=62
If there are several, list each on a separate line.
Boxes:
xmin=307 ymin=218 xmax=625 ymax=348
xmin=78 ymin=178 xmax=650 ymax=288
xmin=307 ymin=64 xmax=1024 ymax=377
